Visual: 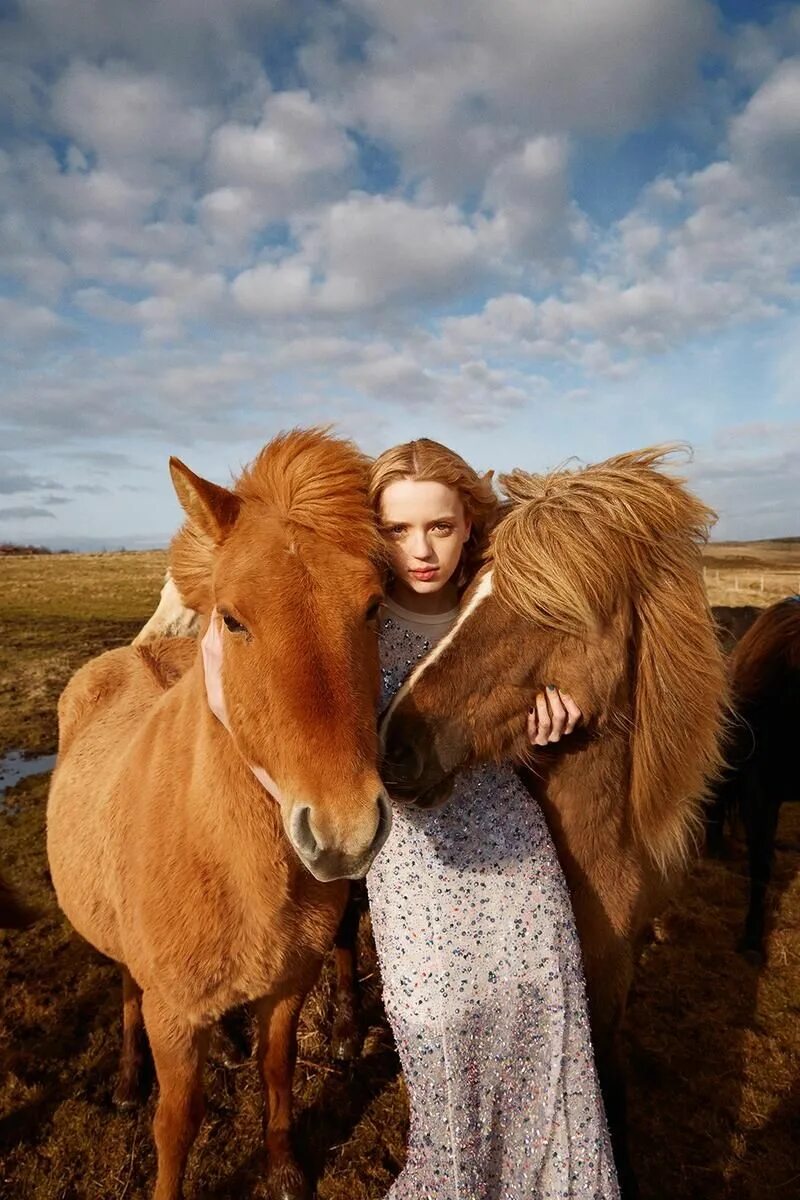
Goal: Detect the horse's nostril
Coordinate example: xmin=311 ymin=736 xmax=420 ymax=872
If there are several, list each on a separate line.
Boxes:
xmin=371 ymin=791 xmax=393 ymax=856
xmin=391 ymin=740 xmax=423 ymax=783
xmin=290 ymin=804 xmax=319 ymax=859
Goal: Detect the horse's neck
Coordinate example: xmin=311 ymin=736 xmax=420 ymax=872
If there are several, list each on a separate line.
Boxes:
xmin=159 ymin=661 xmax=293 ymax=871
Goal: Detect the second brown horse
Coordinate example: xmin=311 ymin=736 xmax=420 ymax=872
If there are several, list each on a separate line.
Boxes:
xmin=381 ymin=448 xmax=728 ymax=1192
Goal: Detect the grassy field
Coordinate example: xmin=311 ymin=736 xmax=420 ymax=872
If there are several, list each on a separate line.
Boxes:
xmin=0 ymin=548 xmax=797 ymax=1199
xmin=703 ymin=539 xmax=800 ymax=608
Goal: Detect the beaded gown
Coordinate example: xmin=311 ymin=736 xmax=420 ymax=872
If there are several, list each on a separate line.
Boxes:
xmin=367 ymin=605 xmax=620 ymax=1200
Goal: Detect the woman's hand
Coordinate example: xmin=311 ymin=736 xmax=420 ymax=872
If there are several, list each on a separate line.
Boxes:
xmin=527 ymin=686 xmax=582 ymax=746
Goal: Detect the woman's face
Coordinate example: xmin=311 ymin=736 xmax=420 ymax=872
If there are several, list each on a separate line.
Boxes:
xmin=379 ymin=478 xmax=472 ymax=595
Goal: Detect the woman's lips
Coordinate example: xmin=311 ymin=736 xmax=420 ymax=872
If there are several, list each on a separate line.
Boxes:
xmin=410 ymin=567 xmax=438 ymax=579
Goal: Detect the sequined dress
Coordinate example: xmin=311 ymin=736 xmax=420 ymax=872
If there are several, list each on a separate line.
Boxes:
xmin=367 ymin=607 xmax=620 ymax=1200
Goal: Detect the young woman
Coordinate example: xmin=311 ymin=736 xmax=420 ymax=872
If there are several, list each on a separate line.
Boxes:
xmin=367 ymin=438 xmax=619 ymax=1199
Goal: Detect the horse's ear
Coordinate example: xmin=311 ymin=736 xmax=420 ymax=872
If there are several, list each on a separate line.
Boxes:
xmin=169 ymin=457 xmax=241 ymax=543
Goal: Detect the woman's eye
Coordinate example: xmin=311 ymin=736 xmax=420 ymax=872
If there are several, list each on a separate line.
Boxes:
xmin=222 ymin=612 xmax=248 ymax=636
xmin=433 ymin=523 xmax=454 ymax=534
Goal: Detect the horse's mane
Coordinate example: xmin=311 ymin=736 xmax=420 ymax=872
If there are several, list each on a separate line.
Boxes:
xmin=491 ymin=446 xmax=728 ymax=874
xmin=730 ymin=598 xmax=800 ymax=706
xmin=170 ymin=428 xmax=382 ymax=613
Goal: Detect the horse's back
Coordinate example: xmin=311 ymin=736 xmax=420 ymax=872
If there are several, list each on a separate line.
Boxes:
xmin=57 ymin=638 xmax=195 ymax=754
xmin=48 ymin=637 xmax=197 ymax=959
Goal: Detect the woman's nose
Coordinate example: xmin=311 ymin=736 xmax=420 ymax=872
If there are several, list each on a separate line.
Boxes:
xmin=409 ymin=531 xmax=432 ymax=559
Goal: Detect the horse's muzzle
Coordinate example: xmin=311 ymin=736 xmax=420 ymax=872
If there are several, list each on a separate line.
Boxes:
xmin=288 ymin=789 xmax=393 ymax=881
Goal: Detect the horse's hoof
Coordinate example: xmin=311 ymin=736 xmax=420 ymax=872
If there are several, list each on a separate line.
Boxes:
xmin=266 ymin=1161 xmax=311 ymax=1200
xmin=331 ymin=1021 xmax=360 ymax=1063
xmin=112 ymin=1081 xmax=141 ymax=1111
xmin=218 ymin=1041 xmax=250 ymax=1069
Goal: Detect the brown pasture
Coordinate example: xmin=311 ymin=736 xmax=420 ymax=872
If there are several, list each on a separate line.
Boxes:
xmin=0 ymin=546 xmax=798 ymax=1199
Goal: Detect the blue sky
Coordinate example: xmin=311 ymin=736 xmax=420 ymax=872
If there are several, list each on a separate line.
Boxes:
xmin=0 ymin=0 xmax=798 ymax=547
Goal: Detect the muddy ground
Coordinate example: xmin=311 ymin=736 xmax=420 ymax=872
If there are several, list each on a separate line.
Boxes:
xmin=1 ymin=552 xmax=797 ymax=1199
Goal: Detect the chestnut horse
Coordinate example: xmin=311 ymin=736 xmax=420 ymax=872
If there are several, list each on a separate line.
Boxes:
xmin=380 ymin=448 xmax=727 ymax=1191
xmin=47 ymin=429 xmax=390 ymax=1200
xmin=706 ymin=597 xmax=800 ymax=957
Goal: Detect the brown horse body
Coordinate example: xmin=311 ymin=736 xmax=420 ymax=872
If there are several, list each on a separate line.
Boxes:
xmin=381 ymin=448 xmax=727 ymax=1189
xmin=47 ymin=430 xmax=389 ymax=1200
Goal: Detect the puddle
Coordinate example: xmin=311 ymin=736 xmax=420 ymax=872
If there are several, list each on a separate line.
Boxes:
xmin=0 ymin=750 xmax=57 ymax=800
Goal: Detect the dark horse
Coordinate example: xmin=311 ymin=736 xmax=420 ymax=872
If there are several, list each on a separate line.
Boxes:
xmin=0 ymin=870 xmax=38 ymax=929
xmin=706 ymin=597 xmax=800 ymax=958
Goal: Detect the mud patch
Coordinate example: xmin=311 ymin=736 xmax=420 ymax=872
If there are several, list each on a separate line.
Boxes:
xmin=0 ymin=751 xmax=57 ymax=803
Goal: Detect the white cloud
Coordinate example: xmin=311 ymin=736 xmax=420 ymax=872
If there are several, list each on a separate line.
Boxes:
xmin=229 ymin=192 xmax=485 ymax=318
xmin=305 ymin=0 xmax=716 ymax=198
xmin=231 ymin=260 xmax=313 ymax=317
xmin=209 ymin=90 xmax=352 ymax=200
xmin=479 ymin=136 xmax=581 ymax=263
xmin=0 ymin=296 xmax=72 ymax=346
xmin=52 ymin=60 xmax=212 ymax=167
xmin=309 ymin=193 xmax=481 ymax=313
xmin=729 ymin=56 xmax=800 ymax=189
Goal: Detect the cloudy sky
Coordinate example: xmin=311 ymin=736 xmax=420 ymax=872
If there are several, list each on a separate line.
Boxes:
xmin=0 ymin=0 xmax=798 ymax=547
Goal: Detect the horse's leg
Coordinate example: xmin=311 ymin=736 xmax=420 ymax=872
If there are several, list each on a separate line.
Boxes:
xmin=741 ymin=766 xmax=778 ymax=959
xmin=113 ymin=965 xmax=148 ymax=1109
xmin=144 ymin=994 xmax=210 ymax=1200
xmin=595 ymin=1029 xmax=638 ymax=1200
xmin=331 ymin=882 xmax=362 ymax=1062
xmin=0 ymin=871 xmax=38 ymax=929
xmin=215 ymin=1004 xmax=252 ymax=1068
xmin=256 ymin=990 xmax=311 ymax=1200
xmin=705 ymin=788 xmax=728 ymax=858
xmin=584 ymin=949 xmax=638 ymax=1200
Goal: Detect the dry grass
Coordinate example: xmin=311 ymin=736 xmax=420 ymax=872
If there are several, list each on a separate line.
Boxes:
xmin=703 ymin=540 xmax=800 ymax=608
xmin=0 ymin=550 xmax=797 ymax=1199
xmin=0 ymin=553 xmax=167 ymax=758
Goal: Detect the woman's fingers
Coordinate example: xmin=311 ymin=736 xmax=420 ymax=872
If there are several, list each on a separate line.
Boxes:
xmin=528 ymin=689 xmax=584 ymax=746
xmin=545 ymin=686 xmax=567 ymax=742
xmin=534 ymin=692 xmax=551 ymax=745
xmin=561 ymin=692 xmax=582 ymax=735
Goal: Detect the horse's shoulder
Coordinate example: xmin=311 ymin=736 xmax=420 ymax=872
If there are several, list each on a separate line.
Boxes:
xmin=57 ymin=645 xmax=162 ymax=750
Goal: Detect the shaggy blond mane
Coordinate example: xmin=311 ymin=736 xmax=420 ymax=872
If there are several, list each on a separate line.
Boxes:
xmin=171 ymin=427 xmax=381 ymax=614
xmin=492 ymin=446 xmax=728 ymax=874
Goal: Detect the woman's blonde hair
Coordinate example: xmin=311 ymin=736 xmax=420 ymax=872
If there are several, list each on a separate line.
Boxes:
xmin=368 ymin=438 xmax=499 ymax=590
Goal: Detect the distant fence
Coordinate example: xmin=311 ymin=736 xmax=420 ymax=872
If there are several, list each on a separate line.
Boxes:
xmin=703 ymin=568 xmax=800 ymax=605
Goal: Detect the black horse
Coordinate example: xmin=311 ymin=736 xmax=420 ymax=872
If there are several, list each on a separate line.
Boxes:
xmin=707 ymin=597 xmax=800 ymax=958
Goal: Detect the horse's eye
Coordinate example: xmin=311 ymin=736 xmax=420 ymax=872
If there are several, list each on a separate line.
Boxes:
xmin=222 ymin=612 xmax=248 ymax=636
xmin=366 ymin=597 xmax=383 ymax=623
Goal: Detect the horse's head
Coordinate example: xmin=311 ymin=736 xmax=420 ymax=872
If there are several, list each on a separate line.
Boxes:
xmin=171 ymin=429 xmax=390 ymax=882
xmin=381 ymin=447 xmax=727 ymax=874
xmin=379 ymin=567 xmax=597 ymax=808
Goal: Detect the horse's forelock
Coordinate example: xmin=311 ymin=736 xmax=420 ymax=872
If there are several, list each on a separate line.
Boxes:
xmin=168 ymin=429 xmax=385 ymax=614
xmin=235 ymin=427 xmax=382 ymax=561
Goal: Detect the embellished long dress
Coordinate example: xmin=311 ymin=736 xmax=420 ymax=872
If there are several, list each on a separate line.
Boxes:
xmin=367 ymin=598 xmax=620 ymax=1200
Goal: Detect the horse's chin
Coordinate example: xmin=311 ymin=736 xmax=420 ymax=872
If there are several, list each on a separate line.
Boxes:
xmin=387 ymin=773 xmax=456 ymax=811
